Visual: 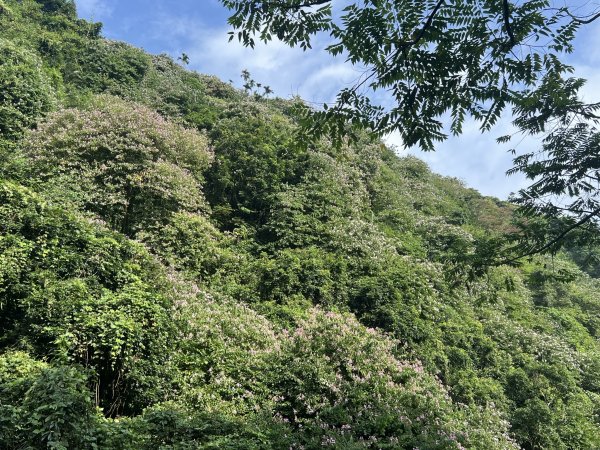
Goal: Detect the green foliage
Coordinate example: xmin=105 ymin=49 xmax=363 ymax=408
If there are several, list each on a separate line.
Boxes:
xmin=268 ymin=309 xmax=517 ymax=449
xmin=1 ymin=3 xmax=600 ymax=449
xmin=240 ymin=68 xmax=273 ymax=98
xmin=349 ymin=255 xmax=440 ymax=345
xmin=0 ymin=352 xmax=99 ymax=450
xmin=221 ymin=0 xmax=600 ymax=259
xmin=254 ymin=247 xmax=349 ymax=308
xmin=0 ymin=352 xmax=47 ymax=447
xmin=263 ymin=150 xmax=371 ymax=249
xmin=138 ymin=212 xmax=227 ymax=280
xmin=221 ymin=0 xmax=578 ymax=147
xmin=133 ymin=55 xmax=236 ymax=126
xmin=109 ymin=404 xmax=282 ymax=450
xmin=63 ymin=39 xmax=151 ymax=95
xmin=509 ymin=114 xmax=600 ymax=247
xmin=35 ymin=0 xmax=76 ymax=16
xmin=21 ymin=366 xmax=96 ymax=449
xmin=0 ymin=181 xmax=176 ymax=416
xmin=207 ymin=101 xmax=304 ymax=227
xmin=1 ymin=0 xmax=101 ymax=78
xmin=0 ymin=1 xmax=12 ymax=16
xmin=0 ymin=38 xmax=55 ymax=151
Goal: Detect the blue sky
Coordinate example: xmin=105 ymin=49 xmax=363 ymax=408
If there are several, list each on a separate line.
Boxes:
xmin=75 ymin=0 xmax=600 ymax=200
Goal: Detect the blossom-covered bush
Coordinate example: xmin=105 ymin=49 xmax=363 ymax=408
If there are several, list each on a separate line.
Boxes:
xmin=267 ymin=309 xmax=518 ymax=449
xmin=24 ymin=95 xmax=212 ymax=236
xmin=173 ymin=292 xmax=280 ymax=415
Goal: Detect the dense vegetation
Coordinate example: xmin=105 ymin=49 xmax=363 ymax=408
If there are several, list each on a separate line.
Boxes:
xmin=1 ymin=1 xmax=599 ymax=448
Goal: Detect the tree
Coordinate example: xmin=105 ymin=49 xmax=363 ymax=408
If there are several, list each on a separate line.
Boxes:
xmin=35 ymin=0 xmax=76 ymax=16
xmin=221 ymin=0 xmax=600 ymax=257
xmin=0 ymin=181 xmax=176 ymax=416
xmin=24 ymin=95 xmax=212 ymax=237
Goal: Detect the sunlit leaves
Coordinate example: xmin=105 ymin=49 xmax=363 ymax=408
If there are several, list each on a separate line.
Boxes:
xmin=0 ymin=181 xmax=175 ymax=417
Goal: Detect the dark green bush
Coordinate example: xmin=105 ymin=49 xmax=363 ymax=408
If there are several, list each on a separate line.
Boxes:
xmin=0 ymin=39 xmax=55 ymax=148
xmin=207 ymin=102 xmax=304 ymax=227
xmin=35 ymin=0 xmax=76 ymax=16
xmin=0 ymin=181 xmax=176 ymax=416
xmin=0 ymin=352 xmax=99 ymax=450
xmin=63 ymin=40 xmax=151 ymax=95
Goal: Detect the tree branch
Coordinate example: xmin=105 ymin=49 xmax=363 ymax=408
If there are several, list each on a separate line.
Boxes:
xmin=567 ymin=9 xmax=600 ymax=25
xmin=502 ymin=0 xmax=516 ymax=47
xmin=497 ymin=206 xmax=600 ymax=266
xmin=409 ymin=0 xmax=446 ymax=47
xmin=256 ymin=0 xmax=331 ymax=10
xmin=350 ymin=0 xmax=446 ymax=96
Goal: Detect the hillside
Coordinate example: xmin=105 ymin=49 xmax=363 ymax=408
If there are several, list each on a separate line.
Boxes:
xmin=1 ymin=1 xmax=599 ymax=449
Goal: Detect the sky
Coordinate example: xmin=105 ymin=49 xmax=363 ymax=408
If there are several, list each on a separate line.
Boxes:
xmin=74 ymin=0 xmax=600 ymax=200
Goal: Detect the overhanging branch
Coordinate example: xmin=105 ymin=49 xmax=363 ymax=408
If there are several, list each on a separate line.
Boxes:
xmin=567 ymin=9 xmax=600 ymax=24
xmin=496 ymin=206 xmax=600 ymax=266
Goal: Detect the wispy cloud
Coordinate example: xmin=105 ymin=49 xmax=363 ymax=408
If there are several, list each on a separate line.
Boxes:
xmin=75 ymin=0 xmax=114 ymax=20
xmin=385 ymin=119 xmax=530 ymax=200
xmin=150 ymin=15 xmax=354 ymax=104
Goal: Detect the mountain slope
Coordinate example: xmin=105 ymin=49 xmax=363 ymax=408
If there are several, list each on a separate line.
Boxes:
xmin=1 ymin=1 xmax=599 ymax=449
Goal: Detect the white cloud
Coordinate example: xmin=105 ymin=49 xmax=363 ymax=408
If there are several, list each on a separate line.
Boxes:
xmin=385 ymin=114 xmax=531 ymax=200
xmin=373 ymin=23 xmax=600 ymax=201
xmin=149 ymin=15 xmax=353 ymax=104
xmin=299 ymin=63 xmax=358 ymax=104
xmin=75 ymin=0 xmax=113 ymax=20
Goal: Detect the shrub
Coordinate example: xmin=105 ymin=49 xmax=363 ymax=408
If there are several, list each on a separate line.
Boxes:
xmin=206 ymin=102 xmax=302 ymax=227
xmin=267 ymin=309 xmax=517 ymax=449
xmin=35 ymin=0 xmax=76 ymax=16
xmin=63 ymin=40 xmax=151 ymax=95
xmin=349 ymin=255 xmax=440 ymax=345
xmin=0 ymin=1 xmax=12 ymax=16
xmin=137 ymin=212 xmax=226 ymax=281
xmin=0 ymin=181 xmax=176 ymax=415
xmin=173 ymin=293 xmax=279 ymax=415
xmin=21 ymin=366 xmax=96 ymax=449
xmin=0 ymin=38 xmax=55 ymax=148
xmin=132 ymin=54 xmax=235 ymax=127
xmin=0 ymin=352 xmax=99 ymax=450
